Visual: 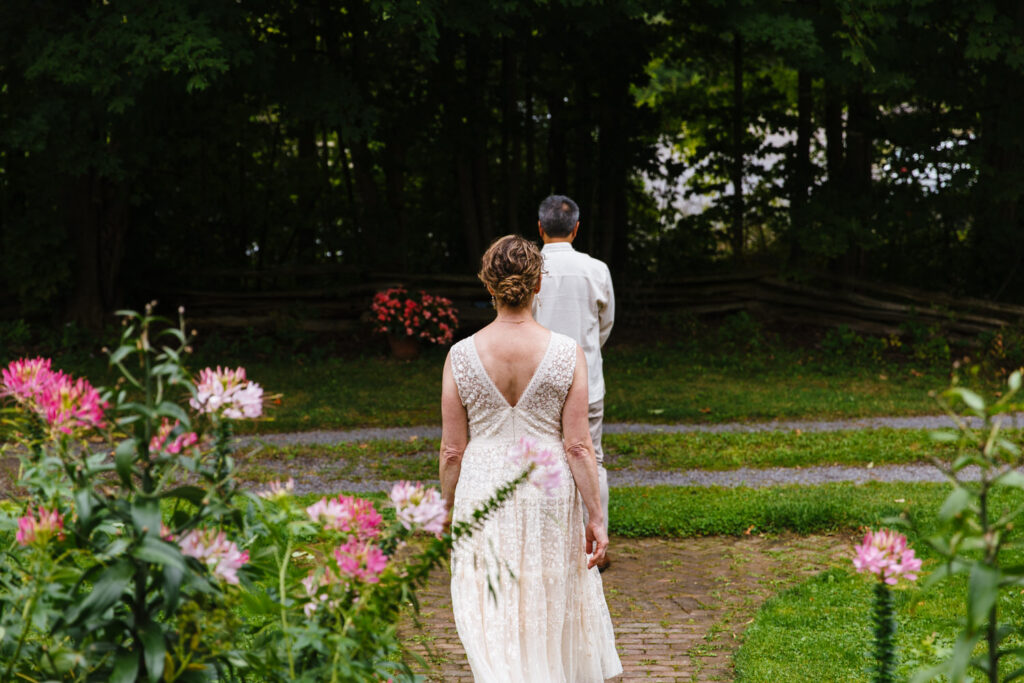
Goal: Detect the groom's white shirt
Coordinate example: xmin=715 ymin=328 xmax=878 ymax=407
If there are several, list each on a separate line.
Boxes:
xmin=532 ymin=242 xmax=615 ymax=402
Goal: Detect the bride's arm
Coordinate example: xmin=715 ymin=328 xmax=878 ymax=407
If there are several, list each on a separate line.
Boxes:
xmin=562 ymin=345 xmax=608 ymax=568
xmin=440 ymin=353 xmax=468 ymax=514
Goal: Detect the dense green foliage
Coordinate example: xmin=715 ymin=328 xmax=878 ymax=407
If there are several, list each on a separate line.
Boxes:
xmin=4 ymin=1 xmax=1024 ymax=325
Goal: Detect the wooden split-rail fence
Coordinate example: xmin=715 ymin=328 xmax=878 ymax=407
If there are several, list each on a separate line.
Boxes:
xmin=153 ymin=267 xmax=1024 ymax=344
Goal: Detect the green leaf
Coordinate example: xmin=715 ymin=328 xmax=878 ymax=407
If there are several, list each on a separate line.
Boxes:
xmin=132 ymin=536 xmax=185 ymax=573
xmin=140 ymin=620 xmax=166 ymax=683
xmin=122 ymin=402 xmax=158 ymax=420
xmin=949 ymin=388 xmax=986 ymax=413
xmin=910 ymin=661 xmax=950 ymax=683
xmin=109 ymin=346 xmax=136 ymax=367
xmin=131 ymin=497 xmax=161 ymax=535
xmin=64 ymin=559 xmax=132 ymax=625
xmin=96 ymin=538 xmax=130 ymax=562
xmin=162 ymin=561 xmax=184 ymax=613
xmin=930 ymin=430 xmax=959 ymax=443
xmin=948 ymin=630 xmax=983 ymax=681
xmin=110 ymin=651 xmax=139 ymax=683
xmin=998 ymin=470 xmax=1024 ymax=489
xmin=939 ymin=487 xmax=974 ymax=520
xmin=115 ymin=438 xmax=138 ymax=485
xmin=155 ymin=401 xmax=189 ymax=424
xmin=996 ymin=438 xmax=1021 ymax=456
xmin=160 ymin=486 xmax=206 ymax=505
xmin=967 ymin=564 xmax=1001 ymax=630
xmin=74 ymin=489 xmax=95 ymax=528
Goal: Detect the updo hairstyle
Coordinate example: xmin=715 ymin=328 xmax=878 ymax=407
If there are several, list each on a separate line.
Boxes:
xmin=478 ymin=235 xmax=543 ymax=308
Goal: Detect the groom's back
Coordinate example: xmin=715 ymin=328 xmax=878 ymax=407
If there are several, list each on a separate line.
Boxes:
xmin=533 ymin=243 xmax=614 ymax=403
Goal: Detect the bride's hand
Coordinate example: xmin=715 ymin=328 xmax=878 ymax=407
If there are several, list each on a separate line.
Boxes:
xmin=585 ymin=521 xmax=609 ymax=569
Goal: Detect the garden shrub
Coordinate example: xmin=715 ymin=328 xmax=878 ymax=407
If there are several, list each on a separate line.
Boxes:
xmin=0 ymin=307 xmax=548 ymax=682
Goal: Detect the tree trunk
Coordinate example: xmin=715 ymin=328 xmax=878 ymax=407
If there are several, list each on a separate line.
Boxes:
xmin=824 ymin=80 xmax=844 ymax=182
xmin=979 ymin=91 xmax=1022 ymax=297
xmin=473 ymin=149 xmax=495 ymax=246
xmin=525 ymin=62 xmax=536 ymax=208
xmin=840 ymin=85 xmax=873 ymax=276
xmin=384 ymin=136 xmax=408 ymax=269
xmin=597 ymin=72 xmax=630 ymax=272
xmin=575 ymin=104 xmax=596 ymax=255
xmin=501 ymin=40 xmax=522 ymax=233
xmin=282 ymin=121 xmax=319 ymax=263
xmin=351 ymin=139 xmax=381 ymax=262
xmin=729 ymin=32 xmax=745 ymax=261
xmin=547 ymin=93 xmax=568 ymax=194
xmin=65 ymin=170 xmax=128 ymax=329
xmin=789 ymin=69 xmax=813 ymax=265
xmin=456 ymin=154 xmax=482 ymax=261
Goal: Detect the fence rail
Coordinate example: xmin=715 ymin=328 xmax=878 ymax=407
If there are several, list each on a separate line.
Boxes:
xmin=149 ymin=269 xmax=1024 ymax=342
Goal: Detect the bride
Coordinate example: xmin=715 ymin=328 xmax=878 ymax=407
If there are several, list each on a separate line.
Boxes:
xmin=440 ymin=235 xmax=622 ymax=681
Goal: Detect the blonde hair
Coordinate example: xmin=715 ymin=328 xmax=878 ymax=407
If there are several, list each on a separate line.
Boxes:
xmin=477 ymin=235 xmax=543 ymax=308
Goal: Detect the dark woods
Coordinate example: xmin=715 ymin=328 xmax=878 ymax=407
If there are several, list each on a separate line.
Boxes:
xmin=2 ymin=1 xmax=1024 ymax=328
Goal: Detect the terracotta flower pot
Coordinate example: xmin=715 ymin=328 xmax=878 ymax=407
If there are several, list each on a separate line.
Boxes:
xmin=388 ymin=334 xmax=420 ymax=360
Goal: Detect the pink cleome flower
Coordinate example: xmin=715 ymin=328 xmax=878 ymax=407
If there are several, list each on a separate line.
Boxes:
xmin=16 ymin=505 xmax=65 ymax=546
xmin=390 ymin=481 xmax=447 ymax=534
xmin=256 ymin=477 xmax=296 ymax=500
xmin=149 ymin=418 xmax=199 ymax=455
xmin=1 ymin=357 xmax=107 ymax=435
xmin=306 ymin=495 xmax=383 ymax=540
xmin=190 ymin=366 xmax=263 ymax=419
xmin=853 ymin=528 xmax=923 ymax=585
xmin=507 ymin=436 xmax=564 ymax=495
xmin=179 ymin=529 xmax=249 ymax=585
xmin=334 ymin=539 xmax=389 ymax=583
xmin=301 ymin=567 xmax=340 ymax=617
xmin=1 ymin=357 xmax=55 ymax=405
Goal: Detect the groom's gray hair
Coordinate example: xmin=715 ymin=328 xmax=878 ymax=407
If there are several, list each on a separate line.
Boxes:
xmin=538 ymin=195 xmax=580 ymax=238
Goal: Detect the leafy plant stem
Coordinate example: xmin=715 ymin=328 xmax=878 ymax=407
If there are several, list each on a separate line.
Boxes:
xmin=4 ymin=565 xmax=43 ymax=682
xmin=279 ymin=537 xmax=295 ymax=680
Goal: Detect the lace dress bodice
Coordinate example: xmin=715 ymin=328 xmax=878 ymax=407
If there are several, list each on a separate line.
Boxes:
xmin=450 ymin=331 xmax=575 ymax=440
xmin=447 ymin=331 xmax=622 ymax=682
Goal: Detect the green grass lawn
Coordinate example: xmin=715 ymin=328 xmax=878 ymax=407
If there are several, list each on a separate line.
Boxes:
xmin=248 ymin=344 xmax=958 ymax=432
xmin=26 ymin=341 xmax=966 ymax=435
xmin=604 ymin=428 xmax=959 ymax=470
xmin=607 ymin=482 xmax=948 ymax=538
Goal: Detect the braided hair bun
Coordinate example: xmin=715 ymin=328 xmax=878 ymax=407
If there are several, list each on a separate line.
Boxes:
xmin=478 ymin=235 xmax=543 ymax=308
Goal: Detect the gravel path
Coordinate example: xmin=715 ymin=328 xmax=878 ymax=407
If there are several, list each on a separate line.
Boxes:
xmin=269 ymin=463 xmax=966 ymax=495
xmin=240 ymin=412 xmax=1024 ymax=448
xmin=234 ymin=414 xmax=997 ymax=493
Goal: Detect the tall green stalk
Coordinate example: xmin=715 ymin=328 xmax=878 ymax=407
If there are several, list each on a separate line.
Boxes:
xmin=871 ymin=581 xmax=896 ymax=683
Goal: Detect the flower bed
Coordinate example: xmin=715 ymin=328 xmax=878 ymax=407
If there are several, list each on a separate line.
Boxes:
xmin=0 ymin=306 xmax=552 ymax=682
xmin=371 ymin=287 xmax=458 ymax=345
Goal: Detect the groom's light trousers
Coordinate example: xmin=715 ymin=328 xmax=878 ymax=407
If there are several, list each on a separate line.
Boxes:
xmin=587 ymin=399 xmax=610 ymax=530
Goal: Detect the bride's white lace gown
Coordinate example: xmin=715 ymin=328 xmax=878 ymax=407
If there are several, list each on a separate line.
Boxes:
xmin=449 ymin=332 xmax=623 ymax=682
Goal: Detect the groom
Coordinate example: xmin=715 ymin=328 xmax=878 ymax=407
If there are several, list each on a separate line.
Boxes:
xmin=532 ymin=194 xmax=615 ymax=571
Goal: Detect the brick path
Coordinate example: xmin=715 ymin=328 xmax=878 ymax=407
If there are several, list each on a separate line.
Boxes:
xmin=400 ymin=533 xmax=851 ymax=682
